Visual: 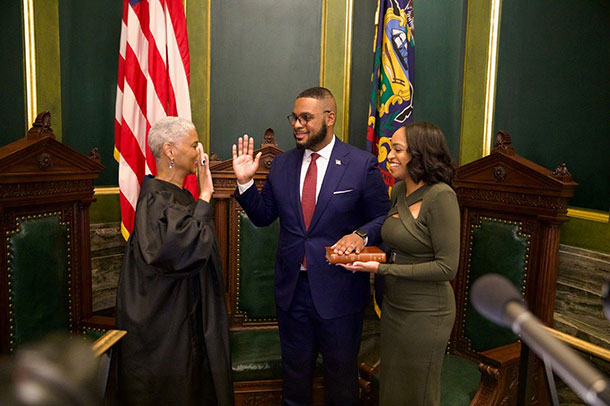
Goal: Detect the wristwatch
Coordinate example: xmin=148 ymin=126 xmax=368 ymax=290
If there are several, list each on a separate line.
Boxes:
xmin=354 ymin=229 xmax=368 ymax=241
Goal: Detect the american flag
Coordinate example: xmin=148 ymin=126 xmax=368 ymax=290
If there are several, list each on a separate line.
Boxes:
xmin=114 ymin=0 xmax=197 ymax=240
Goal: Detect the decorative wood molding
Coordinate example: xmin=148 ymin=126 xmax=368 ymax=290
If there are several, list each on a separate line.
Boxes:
xmin=0 ymin=180 xmax=95 ymax=201
xmin=457 ymin=188 xmax=568 ymax=211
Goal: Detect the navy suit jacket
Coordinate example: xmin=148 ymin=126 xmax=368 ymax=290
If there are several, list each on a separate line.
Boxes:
xmin=234 ymin=138 xmax=390 ymax=319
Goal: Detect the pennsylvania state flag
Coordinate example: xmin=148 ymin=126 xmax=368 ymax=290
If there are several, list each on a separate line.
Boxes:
xmin=367 ymin=0 xmax=415 ymax=191
xmin=367 ymin=0 xmax=414 ymax=316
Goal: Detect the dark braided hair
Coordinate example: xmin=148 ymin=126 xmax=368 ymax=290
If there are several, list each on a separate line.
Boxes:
xmin=403 ymin=121 xmax=456 ymax=186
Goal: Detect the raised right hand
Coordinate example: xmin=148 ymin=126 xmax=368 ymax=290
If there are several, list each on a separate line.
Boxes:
xmin=232 ymin=134 xmax=262 ymax=184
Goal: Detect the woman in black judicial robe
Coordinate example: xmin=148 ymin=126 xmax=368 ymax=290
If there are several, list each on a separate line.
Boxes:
xmin=113 ymin=117 xmax=233 ymax=406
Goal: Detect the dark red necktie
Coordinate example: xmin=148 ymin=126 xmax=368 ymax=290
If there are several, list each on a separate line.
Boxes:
xmin=302 ymin=153 xmax=319 ymax=231
xmin=301 ymin=153 xmax=319 ymax=267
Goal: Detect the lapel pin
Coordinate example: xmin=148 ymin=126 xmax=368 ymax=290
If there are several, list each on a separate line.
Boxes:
xmin=335 ymin=159 xmax=342 ymax=166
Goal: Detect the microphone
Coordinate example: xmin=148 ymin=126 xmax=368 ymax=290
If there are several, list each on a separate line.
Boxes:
xmin=472 ymin=274 xmax=610 ymax=406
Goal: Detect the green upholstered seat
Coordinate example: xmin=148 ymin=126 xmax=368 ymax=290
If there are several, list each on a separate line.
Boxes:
xmin=235 ymin=212 xmax=279 ymax=322
xmin=463 ymin=217 xmax=529 ymax=352
xmin=231 ymin=329 xmax=283 ymax=381
xmin=440 ymin=354 xmax=480 ymax=406
xmin=7 ymin=214 xmax=71 ymax=351
xmin=231 ymin=329 xmax=324 ymax=382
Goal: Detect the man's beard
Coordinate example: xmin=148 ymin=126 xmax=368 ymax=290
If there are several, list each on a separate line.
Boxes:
xmin=295 ymin=122 xmax=327 ymax=150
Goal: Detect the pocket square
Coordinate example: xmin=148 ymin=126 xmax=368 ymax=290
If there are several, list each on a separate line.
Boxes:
xmin=333 ymin=189 xmax=354 ymax=195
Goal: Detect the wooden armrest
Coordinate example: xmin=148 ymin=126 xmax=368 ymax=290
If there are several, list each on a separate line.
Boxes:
xmin=480 ymin=341 xmax=522 ymax=366
xmin=471 ymin=342 xmax=521 ymax=406
xmin=359 ymin=359 xmax=380 ymax=381
xmin=91 ymin=329 xmax=126 ymax=357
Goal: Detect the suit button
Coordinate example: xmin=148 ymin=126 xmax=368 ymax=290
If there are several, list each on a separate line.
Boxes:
xmin=304 ymin=236 xmax=309 ymax=240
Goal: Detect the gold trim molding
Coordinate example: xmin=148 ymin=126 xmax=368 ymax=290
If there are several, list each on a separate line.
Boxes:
xmin=482 ymin=0 xmax=502 ymax=157
xmin=341 ymin=0 xmax=354 ymax=143
xmin=319 ymin=0 xmax=352 ymax=142
xmin=567 ymin=208 xmax=610 ymax=223
xmin=545 ymin=326 xmax=610 ymax=362
xmin=320 ymin=0 xmax=328 ymax=85
xmin=23 ymin=0 xmax=37 ymax=127
xmin=94 ymin=187 xmax=120 ymax=195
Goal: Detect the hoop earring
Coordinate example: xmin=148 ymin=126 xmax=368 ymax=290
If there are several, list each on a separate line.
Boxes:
xmin=169 ymin=158 xmax=175 ymax=169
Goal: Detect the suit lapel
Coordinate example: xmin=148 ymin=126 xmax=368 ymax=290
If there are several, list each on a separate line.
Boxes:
xmin=308 ymin=140 xmax=349 ymax=231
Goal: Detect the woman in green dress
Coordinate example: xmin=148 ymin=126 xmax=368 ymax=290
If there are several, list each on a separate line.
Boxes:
xmin=341 ymin=122 xmax=459 ymax=405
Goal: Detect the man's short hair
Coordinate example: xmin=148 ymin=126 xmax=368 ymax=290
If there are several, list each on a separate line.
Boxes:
xmin=297 ymin=87 xmax=334 ymax=101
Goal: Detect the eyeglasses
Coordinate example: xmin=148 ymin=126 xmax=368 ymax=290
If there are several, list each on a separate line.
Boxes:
xmin=287 ymin=110 xmax=331 ymax=126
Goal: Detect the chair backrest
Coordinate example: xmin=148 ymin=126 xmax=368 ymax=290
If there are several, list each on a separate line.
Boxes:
xmin=450 ymin=211 xmax=531 ymax=358
xmin=229 ymin=207 xmax=280 ymax=326
xmin=209 ymin=130 xmax=284 ymax=330
xmin=7 ymin=213 xmax=72 ymax=350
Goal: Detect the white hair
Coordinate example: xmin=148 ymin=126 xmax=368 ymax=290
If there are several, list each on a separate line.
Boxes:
xmin=148 ymin=116 xmax=196 ymax=159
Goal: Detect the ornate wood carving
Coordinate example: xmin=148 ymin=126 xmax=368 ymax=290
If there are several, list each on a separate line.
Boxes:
xmin=457 ymin=188 xmax=568 ymax=211
xmin=493 ymin=130 xmax=515 ymax=155
xmin=26 ymin=111 xmax=55 ymax=140
xmin=492 ymin=165 xmax=507 ymax=182
xmin=262 ymin=128 xmax=278 ymax=147
xmin=551 ymin=162 xmax=572 ymax=182
xmin=0 ymin=180 xmax=95 ymax=200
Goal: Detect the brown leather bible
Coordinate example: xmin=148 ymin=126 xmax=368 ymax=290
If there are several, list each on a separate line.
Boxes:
xmin=325 ymin=246 xmax=387 ymax=264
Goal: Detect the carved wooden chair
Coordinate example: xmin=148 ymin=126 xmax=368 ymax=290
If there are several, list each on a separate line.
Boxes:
xmin=210 ymin=129 xmax=324 ymax=406
xmin=359 ymin=131 xmax=577 ymax=405
xmin=0 ymin=113 xmax=124 ymax=398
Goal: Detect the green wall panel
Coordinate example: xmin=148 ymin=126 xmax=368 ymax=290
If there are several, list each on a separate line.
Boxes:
xmin=347 ymin=0 xmax=376 ymax=151
xmin=411 ymin=0 xmax=467 ymax=161
xmin=209 ymin=0 xmax=321 ymax=159
xmin=59 ymin=0 xmax=122 ymax=186
xmin=0 ymin=0 xmax=27 ymax=145
xmin=495 ymin=0 xmax=610 ymax=211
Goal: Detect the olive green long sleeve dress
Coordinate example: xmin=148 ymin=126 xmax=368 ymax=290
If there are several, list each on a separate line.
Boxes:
xmin=377 ymin=181 xmax=460 ymax=406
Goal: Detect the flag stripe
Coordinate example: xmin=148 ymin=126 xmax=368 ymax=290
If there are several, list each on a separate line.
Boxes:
xmin=115 ymin=0 xmax=195 ymax=240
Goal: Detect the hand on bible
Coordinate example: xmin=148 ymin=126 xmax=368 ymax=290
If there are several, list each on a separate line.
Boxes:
xmin=232 ymin=134 xmax=262 ymax=185
xmin=338 ymin=261 xmax=379 ymax=273
xmin=331 ymin=233 xmax=365 ymax=255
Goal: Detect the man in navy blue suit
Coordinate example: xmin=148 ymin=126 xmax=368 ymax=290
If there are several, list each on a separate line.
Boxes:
xmin=232 ymin=87 xmax=390 ymax=405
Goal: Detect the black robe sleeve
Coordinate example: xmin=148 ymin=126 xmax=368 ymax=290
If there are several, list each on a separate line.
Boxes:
xmin=134 ymin=190 xmax=217 ymax=273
